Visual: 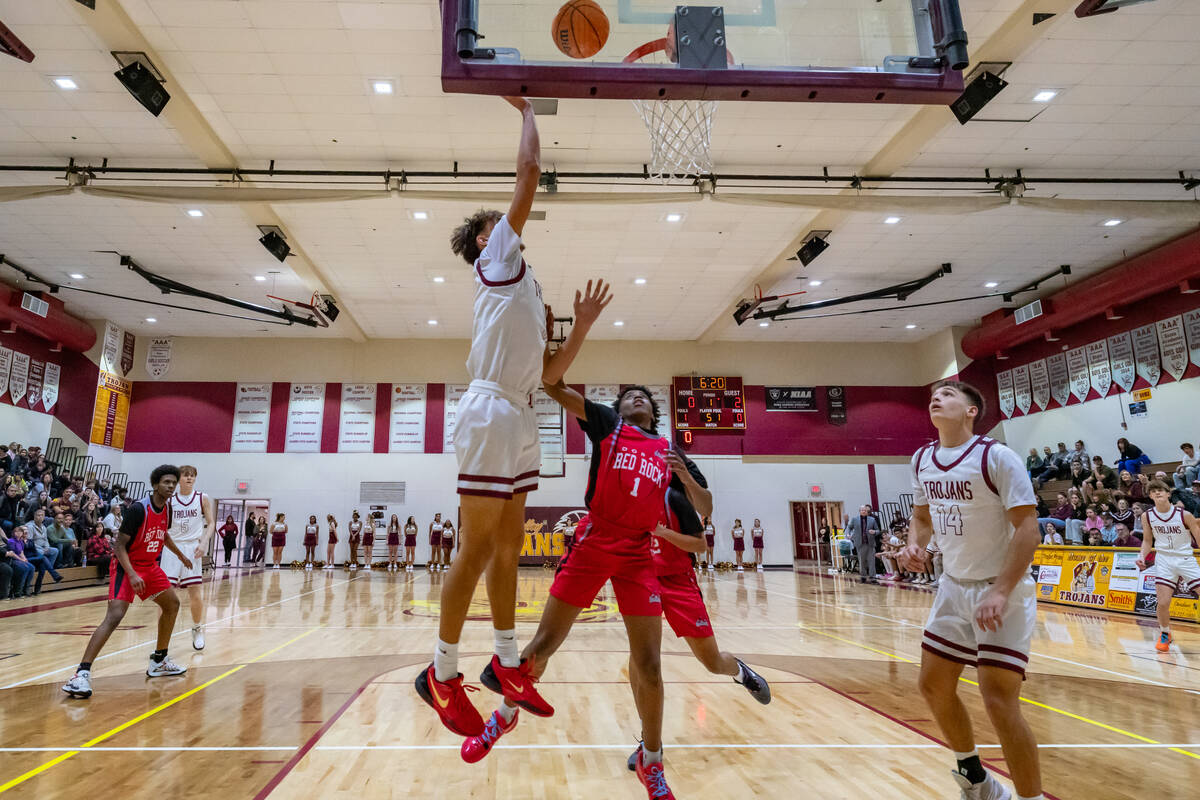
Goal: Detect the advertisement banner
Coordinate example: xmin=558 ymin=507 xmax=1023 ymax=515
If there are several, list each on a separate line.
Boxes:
xmin=1108 ymin=550 xmax=1144 ymax=593
xmin=765 ymin=386 xmax=817 ymax=411
xmin=41 ymin=362 xmax=60 ymax=410
xmin=1028 ymin=358 xmax=1050 ymax=411
xmin=1156 ymin=315 xmax=1188 ymax=381
xmin=389 ymin=384 xmax=426 ymax=452
xmin=1086 ymin=338 xmax=1111 ymax=398
xmin=1107 ymin=332 xmax=1136 ymax=393
xmin=230 ymin=383 xmax=272 ymax=452
xmin=25 ymin=359 xmax=44 ymax=410
xmin=1034 ymin=546 xmax=1199 ymax=622
xmin=1066 ymin=346 xmax=1090 ymax=402
xmin=1047 ymin=352 xmax=1070 ymax=406
xmin=1185 ymin=309 xmax=1200 ymax=370
xmin=996 ymin=369 xmax=1014 ymax=418
xmin=9 ymin=352 xmax=29 ymax=404
xmin=338 ymin=383 xmax=376 ymax=453
xmin=1056 ymin=549 xmax=1113 ymax=607
xmin=90 ymin=371 xmax=131 ymax=449
xmin=146 ymin=337 xmax=172 ymax=379
xmin=1132 ymin=323 xmax=1161 ymax=386
xmin=1012 ymin=364 xmax=1031 ymax=414
xmin=442 ymin=384 xmax=469 ymax=453
xmin=520 ymin=506 xmax=587 ymax=565
xmin=284 ymin=383 xmax=325 ymax=452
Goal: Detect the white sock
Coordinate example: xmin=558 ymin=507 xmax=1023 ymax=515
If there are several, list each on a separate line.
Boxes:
xmin=498 ymin=701 xmax=518 ymax=723
xmin=1017 ymin=795 xmax=1046 ymax=800
xmin=952 ymin=750 xmax=979 ymax=761
xmin=734 ymin=661 xmax=746 ymax=682
xmin=434 ymin=639 xmax=458 ymax=682
xmin=1160 ymin=627 xmax=1170 ymax=635
xmin=494 ymin=628 xmax=519 ymax=668
xmin=641 ymin=745 xmax=663 ymax=765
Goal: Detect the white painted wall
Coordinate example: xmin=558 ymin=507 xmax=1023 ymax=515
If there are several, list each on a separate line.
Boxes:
xmin=1000 ymin=379 xmax=1200 ymax=467
xmin=116 ymin=451 xmax=911 ymax=566
xmin=0 ymin=405 xmax=54 ymax=453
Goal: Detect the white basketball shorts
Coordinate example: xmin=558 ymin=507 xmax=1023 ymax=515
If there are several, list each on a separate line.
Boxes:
xmin=1153 ymin=554 xmax=1200 ymax=595
xmin=160 ymin=536 xmax=203 ymax=587
xmin=921 ymin=574 xmax=1036 ymax=677
xmin=454 ymin=380 xmax=540 ymax=499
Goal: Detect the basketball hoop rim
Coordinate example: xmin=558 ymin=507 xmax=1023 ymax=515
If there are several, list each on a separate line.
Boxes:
xmin=622 ymin=38 xmax=737 ymax=66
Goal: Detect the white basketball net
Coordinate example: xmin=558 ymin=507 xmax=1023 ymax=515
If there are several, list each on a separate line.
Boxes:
xmin=630 ymin=97 xmax=716 ymax=181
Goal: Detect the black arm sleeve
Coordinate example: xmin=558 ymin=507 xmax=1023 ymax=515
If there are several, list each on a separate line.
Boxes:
xmin=667 ymin=488 xmax=704 ymax=537
xmin=669 ymin=454 xmax=708 ymax=492
xmin=119 ymin=503 xmax=145 ymax=538
xmin=577 ymin=398 xmax=620 ymax=444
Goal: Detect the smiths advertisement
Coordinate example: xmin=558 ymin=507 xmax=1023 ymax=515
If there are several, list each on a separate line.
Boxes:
xmin=1033 ymin=546 xmax=1200 ymax=622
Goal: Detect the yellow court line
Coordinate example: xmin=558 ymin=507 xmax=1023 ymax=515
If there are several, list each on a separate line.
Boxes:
xmin=0 ymin=626 xmax=323 ymax=794
xmin=796 ymin=622 xmax=1200 ymax=761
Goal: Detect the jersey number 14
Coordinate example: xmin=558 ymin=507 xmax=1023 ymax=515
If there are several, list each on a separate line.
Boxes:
xmin=935 ymin=504 xmax=963 ymax=536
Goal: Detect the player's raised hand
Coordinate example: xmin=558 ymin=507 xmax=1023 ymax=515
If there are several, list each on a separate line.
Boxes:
xmin=573 ymin=279 xmax=612 ymax=327
xmin=662 ymin=450 xmax=688 ymax=476
xmin=975 ymin=588 xmax=1008 ymax=632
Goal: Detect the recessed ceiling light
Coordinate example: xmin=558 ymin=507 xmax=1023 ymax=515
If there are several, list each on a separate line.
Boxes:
xmin=411 ymin=211 xmax=428 ymax=220
xmin=884 ymin=216 xmax=902 ymax=225
xmin=145 ymin=317 xmax=157 ymax=323
xmin=634 ymin=277 xmax=647 ymax=285
xmin=1103 ymin=219 xmax=1123 ymax=227
xmin=984 ymin=281 xmax=999 ymax=288
xmin=613 ymin=320 xmax=625 ymax=327
xmin=432 ymin=276 xmax=445 ymax=283
xmin=905 ymin=324 xmax=917 ymax=329
xmin=253 ymin=275 xmax=266 ymax=282
xmin=427 ymin=319 xmax=438 ymax=326
xmin=372 ymin=79 xmax=395 ymax=95
xmin=68 ymin=273 xmax=86 ymax=280
xmin=53 ymin=77 xmax=78 ymax=90
xmin=665 ymin=213 xmax=683 ymax=223
xmin=186 ymin=209 xmax=204 ymax=217
xmin=808 ymin=279 xmax=823 ymax=287
xmin=1032 ymin=90 xmax=1058 ymax=103
xmin=758 ymin=321 xmax=769 ymax=328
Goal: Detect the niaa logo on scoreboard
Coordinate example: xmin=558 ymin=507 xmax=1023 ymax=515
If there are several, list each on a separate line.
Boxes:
xmin=1057 ymin=589 xmax=1106 ymax=607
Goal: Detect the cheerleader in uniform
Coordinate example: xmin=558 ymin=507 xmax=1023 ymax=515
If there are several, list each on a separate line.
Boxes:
xmin=429 ymin=513 xmax=444 ymax=571
xmin=442 ymin=519 xmax=457 ymax=570
xmin=270 ymin=513 xmax=288 ymax=570
xmin=702 ymin=516 xmax=716 ymax=571
xmin=362 ymin=516 xmax=376 ymax=571
xmin=348 ymin=511 xmax=363 ymax=571
xmin=325 ymin=515 xmax=339 ymax=571
xmin=303 ymin=516 xmax=319 ymax=570
xmin=404 ymin=516 xmax=418 ymax=571
xmin=731 ymin=519 xmax=746 ymax=572
xmin=387 ymin=514 xmax=402 ymax=571
xmin=751 ymin=518 xmax=765 ymax=571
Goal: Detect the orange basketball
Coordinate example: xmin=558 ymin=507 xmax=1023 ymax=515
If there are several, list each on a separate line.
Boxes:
xmin=551 ymin=0 xmax=610 ymax=60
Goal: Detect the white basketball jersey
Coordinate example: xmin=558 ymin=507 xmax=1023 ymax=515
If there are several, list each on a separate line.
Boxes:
xmin=1147 ymin=506 xmax=1195 ymax=558
xmin=169 ymin=490 xmax=205 ymax=541
xmin=467 ymin=215 xmax=546 ymax=396
xmin=911 ymin=436 xmax=1035 ymax=582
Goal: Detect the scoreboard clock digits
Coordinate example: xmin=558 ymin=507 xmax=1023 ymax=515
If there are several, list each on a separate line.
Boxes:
xmin=672 ymin=376 xmax=746 ymax=432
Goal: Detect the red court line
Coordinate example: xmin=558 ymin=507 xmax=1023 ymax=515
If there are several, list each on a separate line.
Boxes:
xmin=0 ymin=593 xmax=108 ymax=619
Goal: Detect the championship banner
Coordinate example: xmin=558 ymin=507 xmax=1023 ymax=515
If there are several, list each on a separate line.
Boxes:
xmin=41 ymin=362 xmax=60 ymax=411
xmin=442 ymin=384 xmax=469 ymax=453
xmin=1107 ymin=332 xmax=1135 ymax=393
xmin=1032 ymin=546 xmax=1200 ymax=622
xmin=121 ymin=331 xmax=135 ymax=376
xmin=996 ymin=369 xmax=1014 ymax=418
xmin=284 ymin=383 xmax=325 ymax=452
xmin=520 ymin=505 xmax=586 ymax=565
xmin=90 ymin=372 xmax=131 ymax=449
xmin=9 ymin=352 xmax=29 ymax=404
xmin=1086 ymin=338 xmax=1111 ymax=398
xmin=1047 ymin=353 xmax=1070 ymax=407
xmin=1029 ymin=358 xmax=1050 ymax=411
xmin=231 ymin=383 xmax=271 ymax=452
xmin=534 ymin=388 xmax=565 ymax=477
xmin=389 ymin=384 xmax=426 ymax=452
xmin=1185 ymin=309 xmax=1200 ymax=369
xmin=146 ymin=337 xmax=172 ymax=379
xmin=99 ymin=321 xmax=122 ymax=374
xmin=0 ymin=347 xmax=11 ymax=402
xmin=584 ymin=384 xmax=620 ymax=455
xmin=338 ymin=383 xmax=376 ymax=452
xmin=25 ymin=359 xmax=44 ymax=409
xmin=1012 ymin=364 xmax=1031 ymax=414
xmin=1132 ymin=323 xmax=1161 ymax=386
xmin=1156 ymin=315 xmax=1188 ymax=381
xmin=765 ymin=386 xmax=817 ymax=411
xmin=1065 ymin=346 xmax=1090 ymax=402
xmin=648 ymin=385 xmax=671 ymax=425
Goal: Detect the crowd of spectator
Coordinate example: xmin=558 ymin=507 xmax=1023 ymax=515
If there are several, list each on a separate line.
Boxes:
xmin=1 ymin=441 xmax=133 ymax=600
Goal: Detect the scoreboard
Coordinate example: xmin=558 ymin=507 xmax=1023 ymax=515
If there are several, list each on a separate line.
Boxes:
xmin=672 ymin=376 xmax=746 ymax=434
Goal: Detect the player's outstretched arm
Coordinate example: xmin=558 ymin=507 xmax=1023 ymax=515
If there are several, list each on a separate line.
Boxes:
xmin=502 ymin=97 xmax=540 ymax=236
xmin=543 ymin=279 xmax=611 ymax=386
xmin=542 ymin=378 xmax=585 ymax=420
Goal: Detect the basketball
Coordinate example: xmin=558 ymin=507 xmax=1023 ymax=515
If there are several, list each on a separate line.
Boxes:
xmin=551 ymin=0 xmax=609 ymax=60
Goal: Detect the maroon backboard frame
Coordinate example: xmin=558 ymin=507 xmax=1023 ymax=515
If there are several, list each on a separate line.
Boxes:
xmin=440 ymin=0 xmax=965 ymax=104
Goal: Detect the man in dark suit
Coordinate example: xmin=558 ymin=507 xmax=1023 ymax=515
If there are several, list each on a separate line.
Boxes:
xmin=846 ymin=504 xmax=881 ymax=583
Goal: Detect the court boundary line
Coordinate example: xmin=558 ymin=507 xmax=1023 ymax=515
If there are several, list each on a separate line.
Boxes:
xmin=4 ymin=742 xmax=1200 ymax=753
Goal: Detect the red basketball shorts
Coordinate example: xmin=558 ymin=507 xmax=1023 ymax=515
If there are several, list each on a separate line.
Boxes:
xmin=109 ymin=562 xmax=171 ymax=603
xmin=658 ymin=570 xmax=713 ymax=639
xmin=550 ymin=523 xmax=661 ymax=617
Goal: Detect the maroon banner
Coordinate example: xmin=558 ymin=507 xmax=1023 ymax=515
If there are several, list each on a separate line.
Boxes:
xmin=25 ymin=359 xmax=44 ymax=410
xmin=520 ymin=505 xmax=587 ymax=565
xmin=121 ymin=331 xmax=135 ymax=376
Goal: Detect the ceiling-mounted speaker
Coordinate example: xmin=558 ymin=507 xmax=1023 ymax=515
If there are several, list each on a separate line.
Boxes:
xmin=259 ymin=230 xmax=291 ymax=262
xmin=75 ymin=1 xmax=97 ymax=9
xmin=115 ymin=60 xmax=170 ymax=116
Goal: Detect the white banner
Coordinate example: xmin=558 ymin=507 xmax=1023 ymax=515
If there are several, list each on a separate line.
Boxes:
xmin=1047 ymin=352 xmax=1070 ymax=407
xmin=1156 ymin=315 xmax=1188 ymax=381
xmin=389 ymin=384 xmax=426 ymax=452
xmin=1086 ymin=338 xmax=1112 ymax=398
xmin=99 ymin=321 xmax=121 ymax=374
xmin=1066 ymin=346 xmax=1090 ymax=402
xmin=338 ymin=383 xmax=376 ymax=452
xmin=231 ymin=382 xmax=272 ymax=452
xmin=41 ymin=362 xmax=60 ymax=410
xmin=584 ymin=384 xmax=620 ymax=455
xmin=648 ymin=385 xmax=671 ymax=433
xmin=1012 ymin=364 xmax=1032 ymax=414
xmin=9 ymin=352 xmax=29 ymax=404
xmin=0 ymin=347 xmax=11 ymax=402
xmin=145 ymin=337 xmax=172 ymax=379
xmin=997 ymin=369 xmax=1015 ymax=418
xmin=285 ymin=383 xmax=325 ymax=452
xmin=1029 ymin=359 xmax=1050 ymax=411
xmin=442 ymin=384 xmax=469 ymax=454
xmin=534 ymin=388 xmax=565 ymax=473
xmin=1132 ymin=323 xmax=1161 ymax=386
xmin=1184 ymin=309 xmax=1200 ymax=369
xmin=1107 ymin=332 xmax=1135 ymax=393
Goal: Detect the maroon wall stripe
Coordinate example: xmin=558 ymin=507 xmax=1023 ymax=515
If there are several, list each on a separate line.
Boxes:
xmin=867 ymin=463 xmax=879 ymax=509
xmin=0 ymin=326 xmax=99 ymax=442
xmin=424 ymin=383 xmax=444 ymax=455
xmin=125 ymin=382 xmax=236 ymax=452
xmin=373 ymin=383 xmax=390 ymax=453
xmin=267 ymin=383 xmax=290 ymax=453
xmin=320 ymin=383 xmax=341 ymax=453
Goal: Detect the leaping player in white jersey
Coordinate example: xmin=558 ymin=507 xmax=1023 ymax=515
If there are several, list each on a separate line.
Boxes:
xmin=416 ymin=95 xmax=614 ymax=740
xmin=899 ymin=381 xmax=1044 ymax=800
xmin=161 ymin=465 xmax=215 ymax=650
xmin=1136 ymin=480 xmax=1200 ymax=652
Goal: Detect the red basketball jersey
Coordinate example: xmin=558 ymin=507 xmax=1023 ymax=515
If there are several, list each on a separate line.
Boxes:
xmin=127 ymin=496 xmax=172 ymax=567
xmin=588 ymin=418 xmax=672 ymax=535
xmin=651 ymin=489 xmax=695 ymax=576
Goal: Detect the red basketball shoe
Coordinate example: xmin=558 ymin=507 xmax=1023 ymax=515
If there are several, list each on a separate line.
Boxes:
xmin=415 ymin=664 xmax=485 ymax=737
xmin=479 ymin=655 xmax=554 ymax=717
xmin=634 ymin=748 xmax=676 ymax=799
xmin=461 ymin=708 xmax=519 ymax=763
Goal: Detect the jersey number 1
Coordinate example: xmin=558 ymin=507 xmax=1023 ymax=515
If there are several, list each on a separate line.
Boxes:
xmin=631 ymin=477 xmax=641 ymax=497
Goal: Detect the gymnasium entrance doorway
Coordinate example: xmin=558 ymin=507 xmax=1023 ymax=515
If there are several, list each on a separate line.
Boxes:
xmin=212 ymin=498 xmax=271 ymax=567
xmin=790 ymin=501 xmax=844 ymax=568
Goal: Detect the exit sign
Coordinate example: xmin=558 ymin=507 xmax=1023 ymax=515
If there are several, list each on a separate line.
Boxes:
xmin=809 ymin=485 xmax=824 ymax=498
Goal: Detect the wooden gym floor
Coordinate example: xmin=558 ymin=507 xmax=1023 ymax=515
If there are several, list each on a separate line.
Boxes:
xmin=1 ymin=566 xmax=1198 ymax=799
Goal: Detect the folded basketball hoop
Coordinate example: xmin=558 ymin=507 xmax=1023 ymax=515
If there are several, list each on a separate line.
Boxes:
xmin=624 ymin=38 xmax=718 ymax=181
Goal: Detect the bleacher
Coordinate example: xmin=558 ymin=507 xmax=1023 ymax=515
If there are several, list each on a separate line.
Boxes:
xmin=1034 ymin=460 xmax=1183 ymax=506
